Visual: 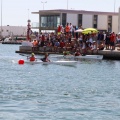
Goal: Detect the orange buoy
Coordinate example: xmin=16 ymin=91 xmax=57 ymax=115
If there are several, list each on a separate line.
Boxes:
xmin=18 ymin=59 xmax=24 ymax=65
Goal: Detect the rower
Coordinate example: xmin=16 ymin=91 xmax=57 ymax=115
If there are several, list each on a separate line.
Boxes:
xmin=74 ymin=49 xmax=81 ymax=56
xmin=63 ymin=51 xmax=70 ymax=56
xmin=29 ymin=53 xmax=36 ymax=61
xmin=41 ymin=53 xmax=50 ymax=62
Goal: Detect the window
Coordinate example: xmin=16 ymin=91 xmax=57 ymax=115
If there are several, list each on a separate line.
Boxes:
xmin=78 ymin=14 xmax=83 ymax=27
xmin=62 ymin=13 xmax=66 ymax=27
xmin=93 ymin=15 xmax=98 ymax=28
xmin=108 ymin=16 xmax=112 ymax=32
xmin=40 ymin=15 xmax=60 ymax=28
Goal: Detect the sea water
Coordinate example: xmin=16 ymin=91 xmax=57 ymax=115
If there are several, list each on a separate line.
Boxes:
xmin=0 ymin=44 xmax=120 ymax=120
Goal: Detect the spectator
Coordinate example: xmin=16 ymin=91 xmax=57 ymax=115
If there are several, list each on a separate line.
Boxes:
xmin=105 ymin=32 xmax=110 ymax=50
xmin=110 ymin=32 xmax=116 ymax=50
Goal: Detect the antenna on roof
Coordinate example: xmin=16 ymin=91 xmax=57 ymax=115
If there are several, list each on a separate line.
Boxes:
xmin=41 ymin=1 xmax=47 ymax=10
xmin=28 ymin=9 xmax=29 ymax=20
xmin=114 ymin=0 xmax=116 ymax=12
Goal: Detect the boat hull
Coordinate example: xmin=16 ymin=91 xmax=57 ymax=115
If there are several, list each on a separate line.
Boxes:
xmin=50 ymin=55 xmax=103 ymax=60
xmin=25 ymin=60 xmax=77 ymax=66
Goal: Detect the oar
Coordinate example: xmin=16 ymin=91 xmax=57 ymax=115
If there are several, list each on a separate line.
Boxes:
xmin=19 ymin=53 xmax=29 ymax=57
xmin=19 ymin=53 xmax=43 ymax=60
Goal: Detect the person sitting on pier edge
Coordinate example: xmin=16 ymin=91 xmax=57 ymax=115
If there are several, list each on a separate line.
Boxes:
xmin=29 ymin=53 xmax=36 ymax=61
xmin=41 ymin=53 xmax=50 ymax=62
xmin=97 ymin=41 xmax=104 ymax=50
xmin=63 ymin=50 xmax=70 ymax=56
xmin=74 ymin=49 xmax=81 ymax=56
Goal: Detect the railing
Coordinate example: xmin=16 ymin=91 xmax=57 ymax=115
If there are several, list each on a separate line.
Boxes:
xmin=31 ymin=22 xmax=39 ymax=28
xmin=31 ymin=22 xmax=60 ymax=28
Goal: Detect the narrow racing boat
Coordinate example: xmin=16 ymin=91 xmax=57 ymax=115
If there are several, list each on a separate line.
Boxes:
xmin=19 ymin=59 xmax=77 ymax=66
xmin=50 ymin=54 xmax=103 ymax=60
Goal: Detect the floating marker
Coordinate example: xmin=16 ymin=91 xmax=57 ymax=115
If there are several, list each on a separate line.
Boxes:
xmin=18 ymin=59 xmax=24 ymax=65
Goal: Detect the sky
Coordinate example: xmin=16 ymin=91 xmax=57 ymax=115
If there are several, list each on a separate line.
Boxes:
xmin=0 ymin=0 xmax=120 ymax=27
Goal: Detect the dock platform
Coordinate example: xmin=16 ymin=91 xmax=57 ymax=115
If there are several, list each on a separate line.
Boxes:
xmin=15 ymin=46 xmax=120 ymax=60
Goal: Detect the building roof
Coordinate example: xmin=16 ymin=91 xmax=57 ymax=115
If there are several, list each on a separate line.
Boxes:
xmin=32 ymin=9 xmax=118 ymax=15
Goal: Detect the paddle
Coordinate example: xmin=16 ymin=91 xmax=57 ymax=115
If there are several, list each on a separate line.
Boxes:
xmin=19 ymin=53 xmax=43 ymax=60
xmin=19 ymin=53 xmax=29 ymax=57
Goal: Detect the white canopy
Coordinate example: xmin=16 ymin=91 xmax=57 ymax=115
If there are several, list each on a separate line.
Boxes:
xmin=75 ymin=29 xmax=83 ymax=33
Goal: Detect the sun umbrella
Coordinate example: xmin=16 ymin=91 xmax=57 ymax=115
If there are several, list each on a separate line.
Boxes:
xmin=82 ymin=28 xmax=98 ymax=34
xmin=75 ymin=29 xmax=83 ymax=33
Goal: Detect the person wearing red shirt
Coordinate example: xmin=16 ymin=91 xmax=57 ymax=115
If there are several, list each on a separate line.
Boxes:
xmin=29 ymin=53 xmax=36 ymax=61
xmin=60 ymin=40 xmax=65 ymax=48
xmin=57 ymin=25 xmax=62 ymax=35
xmin=65 ymin=23 xmax=70 ymax=35
xmin=41 ymin=35 xmax=45 ymax=47
xmin=110 ymin=32 xmax=116 ymax=50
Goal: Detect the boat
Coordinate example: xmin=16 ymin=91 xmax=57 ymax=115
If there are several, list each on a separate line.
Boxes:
xmin=19 ymin=59 xmax=77 ymax=66
xmin=50 ymin=54 xmax=103 ymax=60
xmin=74 ymin=55 xmax=103 ymax=60
xmin=2 ymin=41 xmax=22 ymax=45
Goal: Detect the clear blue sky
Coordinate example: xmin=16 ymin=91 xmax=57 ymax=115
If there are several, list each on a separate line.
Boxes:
xmin=0 ymin=0 xmax=120 ymax=26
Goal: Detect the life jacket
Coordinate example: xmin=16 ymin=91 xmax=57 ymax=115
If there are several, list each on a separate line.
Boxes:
xmin=63 ymin=51 xmax=70 ymax=55
xmin=32 ymin=40 xmax=38 ymax=46
xmin=30 ymin=57 xmax=35 ymax=61
xmin=65 ymin=26 xmax=70 ymax=32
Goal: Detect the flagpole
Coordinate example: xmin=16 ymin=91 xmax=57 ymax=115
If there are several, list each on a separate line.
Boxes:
xmin=28 ymin=9 xmax=29 ymax=20
xmin=114 ymin=0 xmax=116 ymax=12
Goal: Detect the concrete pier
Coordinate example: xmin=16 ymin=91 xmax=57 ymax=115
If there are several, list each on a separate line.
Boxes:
xmin=96 ymin=49 xmax=120 ymax=60
xmin=15 ymin=46 xmax=120 ymax=60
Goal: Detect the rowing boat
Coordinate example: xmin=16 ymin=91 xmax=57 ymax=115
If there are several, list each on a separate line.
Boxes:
xmin=50 ymin=54 xmax=103 ymax=60
xmin=24 ymin=60 xmax=77 ymax=66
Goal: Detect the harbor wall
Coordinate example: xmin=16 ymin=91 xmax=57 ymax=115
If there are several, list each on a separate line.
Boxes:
xmin=16 ymin=46 xmax=120 ymax=60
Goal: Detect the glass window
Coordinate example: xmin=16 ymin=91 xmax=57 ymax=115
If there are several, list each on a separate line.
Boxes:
xmin=62 ymin=13 xmax=66 ymax=27
xmin=57 ymin=16 xmax=60 ymax=27
xmin=78 ymin=14 xmax=82 ymax=27
xmin=108 ymin=16 xmax=112 ymax=32
xmin=40 ymin=15 xmax=60 ymax=28
xmin=51 ymin=16 xmax=54 ymax=27
xmin=54 ymin=16 xmax=57 ymax=27
xmin=93 ymin=24 xmax=97 ymax=28
xmin=41 ymin=16 xmax=47 ymax=27
xmin=93 ymin=15 xmax=98 ymax=28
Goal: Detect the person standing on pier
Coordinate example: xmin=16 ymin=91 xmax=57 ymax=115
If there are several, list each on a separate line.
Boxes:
xmin=105 ymin=32 xmax=110 ymax=50
xmin=110 ymin=32 xmax=116 ymax=50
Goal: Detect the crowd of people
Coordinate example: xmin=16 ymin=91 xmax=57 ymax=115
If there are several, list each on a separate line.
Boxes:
xmin=31 ymin=23 xmax=120 ymax=55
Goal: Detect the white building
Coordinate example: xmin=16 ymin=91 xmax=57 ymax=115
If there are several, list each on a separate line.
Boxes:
xmin=32 ymin=9 xmax=119 ymax=33
xmin=0 ymin=26 xmax=27 ymax=38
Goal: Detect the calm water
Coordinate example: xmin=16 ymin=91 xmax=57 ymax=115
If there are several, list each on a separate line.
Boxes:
xmin=0 ymin=44 xmax=120 ymax=120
